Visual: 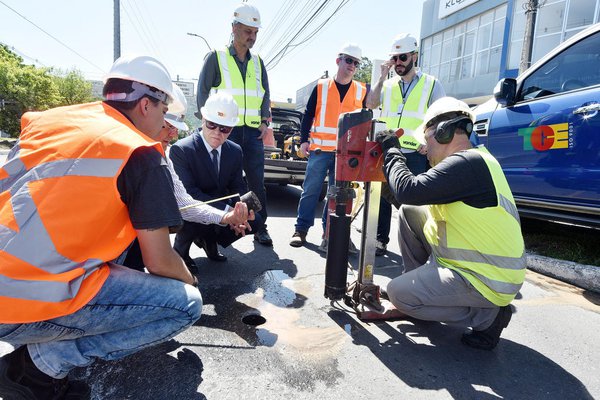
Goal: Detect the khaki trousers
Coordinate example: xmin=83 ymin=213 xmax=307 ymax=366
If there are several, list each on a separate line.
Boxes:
xmin=386 ymin=205 xmax=500 ymax=330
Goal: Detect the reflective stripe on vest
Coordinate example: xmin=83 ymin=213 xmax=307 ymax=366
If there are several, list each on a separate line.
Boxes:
xmin=310 ymin=78 xmax=366 ymax=152
xmin=212 ymin=49 xmax=265 ymax=127
xmin=380 ymin=73 xmax=435 ymax=150
xmin=424 ymin=147 xmax=526 ymax=306
xmin=0 ymin=102 xmax=162 ymax=323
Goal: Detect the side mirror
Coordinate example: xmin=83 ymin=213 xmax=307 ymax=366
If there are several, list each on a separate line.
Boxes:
xmin=493 ymin=78 xmax=517 ymax=107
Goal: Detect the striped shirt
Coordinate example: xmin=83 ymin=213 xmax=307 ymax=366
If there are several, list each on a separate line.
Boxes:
xmin=166 ymin=148 xmax=226 ymax=225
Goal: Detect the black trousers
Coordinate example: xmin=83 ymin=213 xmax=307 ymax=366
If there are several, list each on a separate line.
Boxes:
xmin=173 ymin=214 xmax=264 ymax=258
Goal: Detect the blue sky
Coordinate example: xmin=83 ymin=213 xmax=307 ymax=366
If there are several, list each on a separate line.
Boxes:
xmin=0 ymin=0 xmax=424 ymax=102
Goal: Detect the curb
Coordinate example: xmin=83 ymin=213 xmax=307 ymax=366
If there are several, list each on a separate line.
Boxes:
xmin=527 ymin=252 xmax=600 ymax=293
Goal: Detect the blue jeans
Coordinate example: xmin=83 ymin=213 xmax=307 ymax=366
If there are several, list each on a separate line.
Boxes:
xmin=377 ymin=151 xmax=429 ymax=244
xmin=0 ymin=265 xmax=202 ymax=378
xmin=295 ymin=151 xmax=335 ymax=233
xmin=229 ymin=126 xmax=268 ymax=228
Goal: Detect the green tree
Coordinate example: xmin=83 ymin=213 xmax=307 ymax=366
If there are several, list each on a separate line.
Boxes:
xmin=0 ymin=46 xmax=98 ymax=137
xmin=354 ymin=57 xmax=373 ymax=85
xmin=53 ymin=69 xmax=94 ymax=105
xmin=0 ymin=45 xmax=62 ymax=137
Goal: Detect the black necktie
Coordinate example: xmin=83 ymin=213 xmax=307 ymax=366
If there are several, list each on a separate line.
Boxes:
xmin=211 ymin=149 xmax=219 ymax=175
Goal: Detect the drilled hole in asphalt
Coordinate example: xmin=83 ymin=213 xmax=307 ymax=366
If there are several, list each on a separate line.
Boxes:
xmin=242 ymin=313 xmax=266 ymax=326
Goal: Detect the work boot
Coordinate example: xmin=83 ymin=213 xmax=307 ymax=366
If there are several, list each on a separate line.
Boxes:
xmin=254 ymin=229 xmax=273 ymax=246
xmin=0 ymin=346 xmax=91 ymax=399
xmin=375 ymin=241 xmax=387 ymax=257
xmin=461 ymin=305 xmax=513 ymax=350
xmin=289 ymin=231 xmax=307 ymax=247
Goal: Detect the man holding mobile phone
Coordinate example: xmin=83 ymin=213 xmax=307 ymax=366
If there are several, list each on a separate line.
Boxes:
xmin=366 ymin=33 xmax=446 ymax=257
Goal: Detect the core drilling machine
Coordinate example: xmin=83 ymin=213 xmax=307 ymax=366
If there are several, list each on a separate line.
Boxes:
xmin=323 ymin=108 xmax=405 ymax=321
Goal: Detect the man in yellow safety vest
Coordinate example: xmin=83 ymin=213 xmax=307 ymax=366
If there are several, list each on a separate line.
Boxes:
xmin=367 ymin=33 xmax=445 ymax=257
xmin=196 ymin=2 xmax=273 ymax=247
xmin=376 ymin=97 xmax=526 ymax=350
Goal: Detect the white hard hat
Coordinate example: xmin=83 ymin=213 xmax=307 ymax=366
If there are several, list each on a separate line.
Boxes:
xmin=389 ymin=33 xmax=418 ymax=55
xmin=423 ymin=97 xmax=474 ymax=128
xmin=232 ymin=3 xmax=261 ymax=28
xmin=165 ymin=84 xmax=189 ymax=131
xmin=104 ymin=54 xmax=174 ymax=103
xmin=201 ymin=92 xmax=240 ymax=127
xmin=338 ymin=43 xmax=362 ymax=60
xmin=413 ymin=97 xmax=474 ymax=144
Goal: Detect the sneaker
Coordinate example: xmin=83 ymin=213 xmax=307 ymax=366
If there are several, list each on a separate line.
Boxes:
xmin=375 ymin=241 xmax=387 ymax=257
xmin=289 ymin=231 xmax=307 ymax=247
xmin=0 ymin=346 xmax=91 ymax=400
xmin=461 ymin=305 xmax=513 ymax=350
xmin=254 ymin=229 xmax=273 ymax=246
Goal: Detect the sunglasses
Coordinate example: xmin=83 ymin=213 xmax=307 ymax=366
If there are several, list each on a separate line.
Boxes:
xmin=205 ymin=120 xmax=233 ymax=134
xmin=392 ymin=53 xmax=412 ymax=63
xmin=343 ymin=57 xmax=360 ymax=67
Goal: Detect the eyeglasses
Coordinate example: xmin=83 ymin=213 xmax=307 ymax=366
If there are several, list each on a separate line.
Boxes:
xmin=205 ymin=120 xmax=233 ymax=134
xmin=343 ymin=57 xmax=360 ymax=67
xmin=391 ymin=53 xmax=412 ymax=63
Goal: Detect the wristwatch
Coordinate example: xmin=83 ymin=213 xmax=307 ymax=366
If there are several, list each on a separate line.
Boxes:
xmin=261 ymin=119 xmax=270 ymax=127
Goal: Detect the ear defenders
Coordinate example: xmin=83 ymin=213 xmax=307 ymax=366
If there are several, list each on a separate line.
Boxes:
xmin=434 ymin=115 xmax=473 ymax=144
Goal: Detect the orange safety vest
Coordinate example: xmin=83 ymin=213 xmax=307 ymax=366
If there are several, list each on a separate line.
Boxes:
xmin=309 ymin=78 xmax=366 ymax=152
xmin=0 ymin=102 xmax=163 ymax=323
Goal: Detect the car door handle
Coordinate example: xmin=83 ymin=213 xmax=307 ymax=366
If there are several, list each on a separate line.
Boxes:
xmin=573 ymin=103 xmax=600 ymax=114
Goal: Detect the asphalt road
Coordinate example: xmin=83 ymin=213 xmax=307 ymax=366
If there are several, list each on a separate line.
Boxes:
xmin=1 ymin=182 xmax=599 ymax=400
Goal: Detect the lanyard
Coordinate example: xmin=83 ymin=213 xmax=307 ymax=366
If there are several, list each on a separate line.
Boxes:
xmin=400 ymin=76 xmax=416 ymax=103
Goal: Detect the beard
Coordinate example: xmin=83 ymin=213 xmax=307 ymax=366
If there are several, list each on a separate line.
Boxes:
xmin=395 ymin=59 xmax=414 ymax=76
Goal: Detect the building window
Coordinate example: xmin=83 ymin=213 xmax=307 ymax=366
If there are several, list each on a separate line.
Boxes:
xmin=508 ymin=0 xmax=600 ymax=70
xmin=420 ymin=3 xmax=507 ymax=83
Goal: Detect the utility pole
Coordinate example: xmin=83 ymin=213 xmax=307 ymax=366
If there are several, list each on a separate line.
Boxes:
xmin=114 ymin=0 xmax=121 ymax=61
xmin=520 ymin=0 xmax=542 ymax=74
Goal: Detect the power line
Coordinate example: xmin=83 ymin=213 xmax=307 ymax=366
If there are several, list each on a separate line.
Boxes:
xmin=265 ymin=0 xmax=352 ymax=70
xmin=0 ymin=41 xmax=47 ymax=66
xmin=127 ymin=0 xmax=166 ymax=60
xmin=120 ymin=2 xmax=156 ymax=55
xmin=260 ymin=0 xmax=321 ymax=62
xmin=0 ymin=0 xmax=104 ymax=72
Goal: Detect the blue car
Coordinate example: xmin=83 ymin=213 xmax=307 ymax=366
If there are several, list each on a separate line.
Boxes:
xmin=473 ymin=23 xmax=600 ymax=228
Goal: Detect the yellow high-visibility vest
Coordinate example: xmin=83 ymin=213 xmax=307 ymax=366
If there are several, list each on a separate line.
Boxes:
xmin=380 ymin=73 xmax=435 ymax=150
xmin=423 ymin=147 xmax=526 ymax=306
xmin=212 ymin=49 xmax=265 ymax=128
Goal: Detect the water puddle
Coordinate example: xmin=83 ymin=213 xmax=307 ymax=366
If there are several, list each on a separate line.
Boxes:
xmin=236 ymin=270 xmax=348 ymax=357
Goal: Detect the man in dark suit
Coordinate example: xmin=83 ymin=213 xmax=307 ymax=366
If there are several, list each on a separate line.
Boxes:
xmin=170 ymin=93 xmax=264 ymax=269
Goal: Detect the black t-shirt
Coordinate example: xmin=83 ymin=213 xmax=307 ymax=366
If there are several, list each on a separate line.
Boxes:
xmin=116 ymin=146 xmax=182 ymax=230
xmin=384 ymin=147 xmax=497 ymax=208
